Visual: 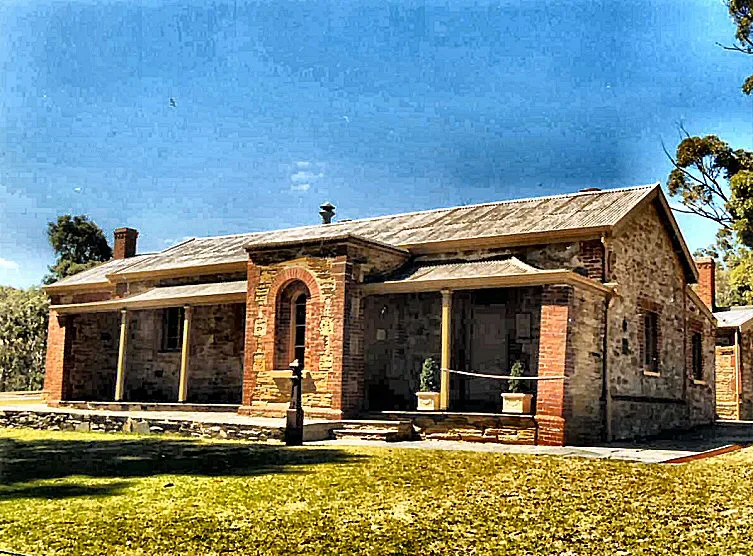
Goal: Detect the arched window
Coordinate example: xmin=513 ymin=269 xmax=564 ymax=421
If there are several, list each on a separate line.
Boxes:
xmin=274 ymin=282 xmax=310 ymax=369
xmin=292 ymin=293 xmax=307 ymax=365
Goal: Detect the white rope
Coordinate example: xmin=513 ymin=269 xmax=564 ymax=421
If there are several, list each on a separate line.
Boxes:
xmin=446 ymin=369 xmax=568 ymax=381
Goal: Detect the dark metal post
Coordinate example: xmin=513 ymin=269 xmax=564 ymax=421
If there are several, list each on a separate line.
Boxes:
xmin=285 ymin=359 xmax=304 ymax=446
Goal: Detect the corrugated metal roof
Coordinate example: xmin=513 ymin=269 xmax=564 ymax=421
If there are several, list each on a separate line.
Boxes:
xmin=114 ymin=235 xmax=252 ymax=276
xmin=45 ymin=184 xmax=661 ymax=288
xmin=714 ymin=307 xmax=753 ymax=329
xmin=378 ymin=257 xmax=542 ymax=285
xmin=44 ymin=254 xmax=155 ymax=290
xmin=111 ymin=184 xmax=657 ymax=278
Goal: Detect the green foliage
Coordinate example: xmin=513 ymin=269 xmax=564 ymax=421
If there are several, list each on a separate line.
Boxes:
xmin=727 ymin=0 xmax=753 ymax=93
xmin=665 ymin=2 xmax=753 ymax=304
xmin=45 ymin=215 xmax=112 ymax=284
xmin=0 ymin=287 xmax=49 ymax=391
xmin=665 ymin=132 xmax=753 ymax=304
xmin=3 ymin=429 xmax=753 ymax=555
xmin=419 ymin=357 xmax=439 ymax=392
xmin=508 ymin=360 xmax=526 ymax=394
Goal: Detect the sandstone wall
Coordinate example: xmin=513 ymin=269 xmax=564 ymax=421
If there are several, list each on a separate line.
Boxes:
xmin=685 ymin=297 xmax=716 ymax=427
xmin=362 ymin=292 xmax=442 ymax=411
xmin=607 ymin=202 xmax=715 ymax=440
xmin=243 ymin=256 xmax=345 ymax=418
xmin=43 ymin=291 xmax=114 ymax=401
xmin=124 ymin=304 xmax=245 ymax=403
xmin=715 ymin=340 xmax=739 ymax=420
xmin=67 ymin=312 xmax=120 ymax=400
xmin=740 ymin=330 xmax=753 ymax=420
xmin=189 ymin=304 xmax=245 ymax=404
xmin=563 ymin=287 xmax=607 ymax=444
xmin=417 ymin=239 xmax=604 ymax=280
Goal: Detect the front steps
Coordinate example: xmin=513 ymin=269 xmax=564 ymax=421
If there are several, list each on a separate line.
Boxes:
xmin=331 ymin=420 xmax=414 ymax=442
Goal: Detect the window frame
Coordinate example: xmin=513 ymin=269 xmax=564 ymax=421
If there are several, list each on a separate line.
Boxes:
xmin=290 ymin=293 xmax=307 ymax=368
xmin=160 ymin=307 xmax=184 ymax=352
xmin=643 ymin=310 xmax=659 ymax=373
xmin=691 ymin=331 xmax=704 ymax=382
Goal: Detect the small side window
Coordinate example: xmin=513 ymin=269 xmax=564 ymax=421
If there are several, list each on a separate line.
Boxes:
xmin=643 ymin=311 xmax=659 ymax=372
xmin=692 ymin=332 xmax=703 ymax=381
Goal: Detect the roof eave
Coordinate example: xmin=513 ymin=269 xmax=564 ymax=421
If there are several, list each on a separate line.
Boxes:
xmin=42 ymin=281 xmax=114 ymax=294
xmin=360 ymin=269 xmax=614 ymax=296
xmin=106 ymin=260 xmax=248 ymax=283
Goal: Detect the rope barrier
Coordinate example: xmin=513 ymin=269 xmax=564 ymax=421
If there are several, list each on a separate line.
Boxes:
xmin=447 ymin=369 xmax=568 ymax=381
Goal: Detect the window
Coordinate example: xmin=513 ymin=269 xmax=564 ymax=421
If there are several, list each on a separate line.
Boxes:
xmin=274 ymin=281 xmax=311 ymax=369
xmin=692 ymin=332 xmax=703 ymax=381
xmin=161 ymin=307 xmax=184 ymax=352
xmin=292 ymin=293 xmax=307 ymax=366
xmin=643 ymin=311 xmax=659 ymax=372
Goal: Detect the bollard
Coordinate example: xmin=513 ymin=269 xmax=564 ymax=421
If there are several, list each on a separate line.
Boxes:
xmin=285 ymin=359 xmax=304 ymax=446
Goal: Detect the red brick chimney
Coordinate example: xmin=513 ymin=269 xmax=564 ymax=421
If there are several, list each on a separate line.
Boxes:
xmin=694 ymin=257 xmax=715 ymax=311
xmin=113 ymin=227 xmax=138 ymax=259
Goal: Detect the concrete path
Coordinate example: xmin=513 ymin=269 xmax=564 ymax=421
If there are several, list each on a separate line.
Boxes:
xmin=2 ymin=402 xmax=751 ymax=463
xmin=309 ymin=438 xmax=706 ymax=463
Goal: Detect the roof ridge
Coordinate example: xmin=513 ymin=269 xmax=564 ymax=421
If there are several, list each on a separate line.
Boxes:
xmin=183 ymin=183 xmax=660 ymax=244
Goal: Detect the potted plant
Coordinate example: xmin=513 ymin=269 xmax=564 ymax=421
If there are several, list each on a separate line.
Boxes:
xmin=416 ymin=357 xmax=441 ymax=411
xmin=501 ymin=360 xmax=534 ymax=414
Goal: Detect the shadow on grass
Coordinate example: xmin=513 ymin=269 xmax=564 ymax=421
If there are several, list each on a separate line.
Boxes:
xmin=0 ymin=437 xmax=364 ymax=499
xmin=0 ymin=481 xmax=131 ymax=500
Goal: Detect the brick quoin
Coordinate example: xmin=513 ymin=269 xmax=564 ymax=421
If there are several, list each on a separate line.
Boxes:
xmin=241 ymin=261 xmax=262 ymax=406
xmin=535 ymin=285 xmax=573 ymax=446
xmin=42 ymin=311 xmax=70 ymax=402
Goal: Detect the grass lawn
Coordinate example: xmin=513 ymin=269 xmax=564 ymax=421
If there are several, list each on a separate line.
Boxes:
xmin=1 ymin=430 xmax=753 ymax=555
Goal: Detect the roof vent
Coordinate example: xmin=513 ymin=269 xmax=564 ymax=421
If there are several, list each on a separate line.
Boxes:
xmin=579 ymin=187 xmax=601 ymax=192
xmin=319 ymin=202 xmax=335 ymax=224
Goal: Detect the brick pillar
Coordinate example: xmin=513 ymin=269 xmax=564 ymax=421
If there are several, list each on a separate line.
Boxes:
xmin=241 ymin=261 xmax=262 ymax=408
xmin=535 ymin=285 xmax=573 ymax=446
xmin=694 ymin=257 xmax=715 ymax=311
xmin=42 ymin=311 xmax=72 ymax=404
xmin=331 ymin=255 xmax=366 ymax=417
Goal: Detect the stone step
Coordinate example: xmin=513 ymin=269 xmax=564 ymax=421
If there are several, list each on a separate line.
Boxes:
xmin=331 ymin=420 xmax=414 ymax=441
xmin=332 ymin=428 xmax=407 ymax=442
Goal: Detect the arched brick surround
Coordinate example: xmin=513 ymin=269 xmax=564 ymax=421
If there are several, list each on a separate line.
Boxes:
xmin=241 ymin=258 xmax=356 ymax=418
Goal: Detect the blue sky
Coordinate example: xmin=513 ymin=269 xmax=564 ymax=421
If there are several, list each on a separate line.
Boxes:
xmin=1 ymin=0 xmax=752 ymax=287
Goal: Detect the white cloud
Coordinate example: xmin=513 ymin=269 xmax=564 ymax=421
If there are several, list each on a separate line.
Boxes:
xmin=162 ymin=236 xmax=194 ymax=246
xmin=290 ymin=183 xmax=311 ymax=192
xmin=291 ymin=171 xmax=324 ymax=182
xmin=295 ymin=161 xmax=311 ymax=169
xmin=0 ymin=257 xmax=19 ymax=271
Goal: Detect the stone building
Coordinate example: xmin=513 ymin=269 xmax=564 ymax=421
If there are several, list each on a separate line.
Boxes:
xmin=695 ymin=258 xmax=753 ymax=421
xmin=42 ymin=183 xmax=716 ymax=445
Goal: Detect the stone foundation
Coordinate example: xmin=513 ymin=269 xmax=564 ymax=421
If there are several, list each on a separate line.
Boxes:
xmin=0 ymin=410 xmax=284 ymax=441
xmin=380 ymin=412 xmax=537 ymax=444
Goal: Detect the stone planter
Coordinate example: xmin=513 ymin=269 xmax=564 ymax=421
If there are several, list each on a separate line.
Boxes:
xmin=501 ymin=393 xmax=533 ymax=414
xmin=416 ymin=391 xmax=441 ymax=411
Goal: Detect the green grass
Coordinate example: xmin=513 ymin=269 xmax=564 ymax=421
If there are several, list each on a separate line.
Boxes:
xmin=1 ymin=430 xmax=753 ymax=555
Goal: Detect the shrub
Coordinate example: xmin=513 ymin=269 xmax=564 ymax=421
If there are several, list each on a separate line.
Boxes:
xmin=0 ymin=286 xmax=50 ymax=391
xmin=508 ymin=360 xmax=526 ymax=394
xmin=419 ymin=357 xmax=440 ymax=392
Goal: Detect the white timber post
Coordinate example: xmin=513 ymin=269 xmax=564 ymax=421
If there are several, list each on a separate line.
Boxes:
xmin=440 ymin=289 xmax=452 ymax=410
xmin=178 ymin=305 xmax=193 ymax=403
xmin=114 ymin=309 xmax=128 ymax=402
